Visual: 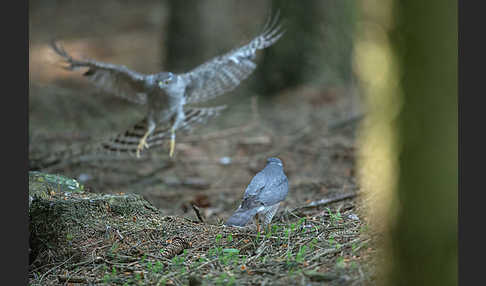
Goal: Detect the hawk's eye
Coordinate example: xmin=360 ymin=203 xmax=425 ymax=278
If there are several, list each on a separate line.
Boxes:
xmin=158 ymin=78 xmax=171 ymax=86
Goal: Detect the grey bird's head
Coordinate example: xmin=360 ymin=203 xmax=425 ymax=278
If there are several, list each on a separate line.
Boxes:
xmin=267 ymin=157 xmax=283 ymax=167
xmin=156 ymin=72 xmax=185 ymax=96
xmin=155 ymin=72 xmax=175 ymax=87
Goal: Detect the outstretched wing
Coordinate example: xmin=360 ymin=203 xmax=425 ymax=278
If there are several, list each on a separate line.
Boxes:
xmin=180 ymin=12 xmax=285 ymax=104
xmin=50 ymin=41 xmax=149 ymax=105
xmin=100 ymin=106 xmax=226 ymax=156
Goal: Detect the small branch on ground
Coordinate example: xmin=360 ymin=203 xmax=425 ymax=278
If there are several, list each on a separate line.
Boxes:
xmin=191 ymin=203 xmax=205 ymax=223
xmin=291 ymin=192 xmax=358 ymax=212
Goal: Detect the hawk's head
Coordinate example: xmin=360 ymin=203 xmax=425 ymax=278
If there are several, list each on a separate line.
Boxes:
xmin=156 ymin=72 xmax=176 ymax=87
xmin=156 ymin=72 xmax=185 ymax=97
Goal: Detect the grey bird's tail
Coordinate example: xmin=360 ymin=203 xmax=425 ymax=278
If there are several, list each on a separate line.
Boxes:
xmin=225 ymin=207 xmax=259 ymax=227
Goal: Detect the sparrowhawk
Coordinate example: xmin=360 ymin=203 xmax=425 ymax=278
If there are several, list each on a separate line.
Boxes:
xmin=50 ymin=12 xmax=285 ymax=158
xmin=225 ymin=157 xmax=289 ymax=232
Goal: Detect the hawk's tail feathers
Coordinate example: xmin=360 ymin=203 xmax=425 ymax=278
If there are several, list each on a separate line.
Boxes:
xmin=31 ymin=105 xmax=228 ymax=165
xmin=99 ymin=105 xmax=227 ymax=156
xmin=98 ymin=118 xmax=152 ymax=156
xmin=147 ymin=105 xmax=227 ymax=143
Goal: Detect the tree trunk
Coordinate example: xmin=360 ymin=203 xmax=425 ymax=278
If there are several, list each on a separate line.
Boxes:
xmin=355 ymin=0 xmax=457 ymax=285
xmin=390 ymin=0 xmax=457 ymax=285
xmin=253 ymin=0 xmax=357 ymax=96
xmin=165 ymin=0 xmax=206 ymax=73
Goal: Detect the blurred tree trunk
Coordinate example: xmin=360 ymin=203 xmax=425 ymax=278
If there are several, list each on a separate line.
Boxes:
xmin=253 ymin=0 xmax=356 ymax=96
xmin=355 ymin=0 xmax=457 ymax=285
xmin=165 ymin=0 xmax=206 ymax=73
xmin=390 ymin=0 xmax=457 ymax=285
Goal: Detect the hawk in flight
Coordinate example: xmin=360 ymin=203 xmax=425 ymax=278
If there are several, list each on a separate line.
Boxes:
xmin=51 ymin=12 xmax=285 ymax=158
xmin=225 ymin=157 xmax=289 ymax=232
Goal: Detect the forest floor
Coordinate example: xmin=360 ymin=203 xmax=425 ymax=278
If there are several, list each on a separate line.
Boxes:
xmin=29 ymin=77 xmax=381 ymax=285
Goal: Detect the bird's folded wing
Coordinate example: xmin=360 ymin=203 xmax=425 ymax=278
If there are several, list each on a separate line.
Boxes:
xmin=258 ymin=176 xmax=289 ymax=206
xmin=180 ymin=11 xmax=285 ymax=104
xmin=243 ymin=171 xmax=267 ymax=197
xmin=50 ymin=41 xmax=148 ymax=105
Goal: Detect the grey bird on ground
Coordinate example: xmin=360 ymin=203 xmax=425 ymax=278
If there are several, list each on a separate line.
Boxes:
xmin=50 ymin=12 xmax=285 ymax=158
xmin=225 ymin=157 xmax=289 ymax=232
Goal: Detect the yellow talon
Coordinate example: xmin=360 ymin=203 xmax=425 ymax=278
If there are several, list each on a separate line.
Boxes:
xmin=169 ymin=128 xmax=176 ymax=157
xmin=136 ymin=131 xmax=151 ymax=158
xmin=136 ymin=142 xmax=144 ymax=158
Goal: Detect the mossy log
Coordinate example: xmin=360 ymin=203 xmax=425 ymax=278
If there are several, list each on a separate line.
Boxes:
xmin=28 ymin=172 xmax=224 ymax=268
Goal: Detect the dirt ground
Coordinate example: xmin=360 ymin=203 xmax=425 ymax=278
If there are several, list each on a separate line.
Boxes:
xmin=29 ymin=2 xmax=378 ymax=285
